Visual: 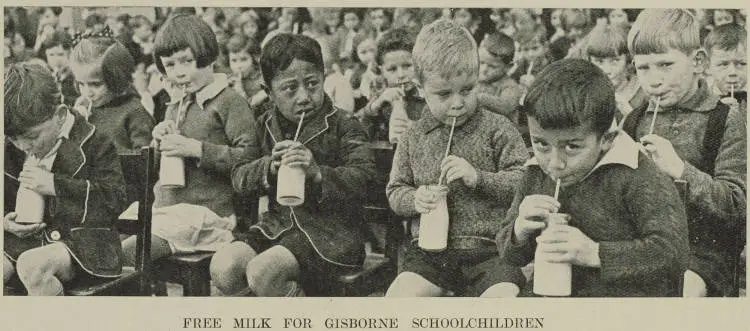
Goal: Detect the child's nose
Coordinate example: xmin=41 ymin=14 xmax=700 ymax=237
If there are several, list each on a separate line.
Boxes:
xmin=294 ymin=88 xmax=312 ymax=104
xmin=548 ymin=149 xmax=566 ymax=171
xmin=449 ymin=94 xmax=465 ymax=111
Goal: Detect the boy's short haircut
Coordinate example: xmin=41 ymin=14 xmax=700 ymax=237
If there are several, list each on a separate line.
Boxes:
xmin=586 ymin=24 xmax=630 ymax=59
xmin=71 ymin=36 xmax=136 ymax=96
xmin=561 ymin=9 xmax=591 ymax=32
xmin=116 ymin=13 xmax=131 ymax=25
xmin=340 ymin=7 xmax=364 ymax=21
xmin=44 ymin=7 xmax=63 ymax=16
xmin=369 ymin=8 xmax=393 ymax=21
xmin=375 ymin=28 xmax=414 ymax=65
xmin=523 ymin=58 xmax=616 ymax=136
xmin=4 ymin=63 xmax=60 ymax=137
xmin=480 ymin=32 xmax=515 ymax=65
xmin=38 ymin=29 xmax=73 ymax=59
xmin=412 ymin=19 xmax=478 ymax=81
xmin=153 ymin=14 xmax=219 ymax=74
xmin=259 ymin=33 xmax=324 ymax=88
xmin=226 ymin=34 xmax=261 ymax=57
xmin=84 ymin=13 xmax=107 ymax=29
xmin=130 ymin=15 xmax=153 ymax=29
xmin=628 ymin=9 xmax=701 ymax=56
xmin=703 ymin=23 xmax=747 ymax=55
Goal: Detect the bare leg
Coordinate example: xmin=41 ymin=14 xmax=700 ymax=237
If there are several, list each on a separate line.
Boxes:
xmin=385 ymin=272 xmax=447 ymax=297
xmin=209 ymin=241 xmax=257 ymax=295
xmin=245 ymin=245 xmax=300 ymax=297
xmin=16 ymin=243 xmax=76 ymax=296
xmin=121 ymin=235 xmax=173 ymax=266
xmin=3 ymin=255 xmax=15 ymax=284
xmin=683 ymin=270 xmax=708 ymax=297
xmin=480 ymin=282 xmax=520 ymax=297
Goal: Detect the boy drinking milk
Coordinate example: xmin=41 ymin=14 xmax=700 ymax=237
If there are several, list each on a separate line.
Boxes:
xmin=621 ymin=9 xmax=746 ymax=297
xmin=386 ymin=19 xmax=527 ymax=297
xmin=498 ymin=58 xmax=689 ymax=297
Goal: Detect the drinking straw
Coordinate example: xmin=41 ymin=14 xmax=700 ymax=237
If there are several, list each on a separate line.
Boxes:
xmin=293 ymin=111 xmax=306 ymax=142
xmin=731 ymin=84 xmax=735 ymax=100
xmin=553 ymin=178 xmax=561 ymax=201
xmin=527 ymin=58 xmax=535 ymax=76
xmin=438 ymin=117 xmax=457 ymax=186
xmin=86 ymin=97 xmax=92 ymax=118
xmin=648 ymin=96 xmax=661 ymax=135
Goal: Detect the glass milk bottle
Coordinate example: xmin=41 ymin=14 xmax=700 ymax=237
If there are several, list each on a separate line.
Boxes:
xmin=15 ymin=186 xmax=45 ymax=224
xmin=159 ymin=154 xmax=185 ymax=188
xmin=418 ymin=185 xmax=450 ymax=251
xmin=276 ymin=164 xmax=306 ymax=206
xmin=533 ymin=213 xmax=573 ymax=296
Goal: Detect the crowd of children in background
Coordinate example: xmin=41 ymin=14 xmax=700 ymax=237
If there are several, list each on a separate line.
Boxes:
xmin=3 ymin=6 xmax=747 ymax=297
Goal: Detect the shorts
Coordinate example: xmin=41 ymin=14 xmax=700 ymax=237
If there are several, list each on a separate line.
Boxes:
xmin=401 ymin=237 xmax=525 ymax=297
xmin=233 ymin=227 xmax=359 ymax=296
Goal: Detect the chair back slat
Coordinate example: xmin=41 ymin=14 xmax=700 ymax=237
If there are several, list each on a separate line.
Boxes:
xmin=119 ymin=146 xmax=155 ymax=295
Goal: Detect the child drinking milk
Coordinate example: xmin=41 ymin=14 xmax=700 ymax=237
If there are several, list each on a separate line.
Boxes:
xmin=386 ymin=19 xmax=527 ymax=297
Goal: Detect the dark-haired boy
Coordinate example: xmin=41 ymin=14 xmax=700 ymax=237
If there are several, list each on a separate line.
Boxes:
xmin=498 ymin=58 xmax=689 ymax=297
xmin=209 ymin=33 xmax=376 ymax=297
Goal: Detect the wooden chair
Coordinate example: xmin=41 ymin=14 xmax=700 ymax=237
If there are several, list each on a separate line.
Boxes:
xmin=150 ymin=193 xmax=255 ymax=296
xmin=66 ymin=146 xmax=156 ymax=296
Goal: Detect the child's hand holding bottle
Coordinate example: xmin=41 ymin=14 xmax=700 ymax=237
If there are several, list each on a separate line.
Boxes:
xmin=414 ymin=185 xmax=439 ymax=214
xmin=3 ymin=212 xmax=46 ymax=238
xmin=513 ymin=195 xmax=559 ymax=244
xmin=152 ymin=120 xmax=178 ymax=142
xmin=535 ymin=222 xmax=601 ymax=268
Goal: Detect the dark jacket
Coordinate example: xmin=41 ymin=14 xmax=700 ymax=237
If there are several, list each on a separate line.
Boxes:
xmin=4 ymin=112 xmax=128 ymax=277
xmin=232 ymin=97 xmax=376 ymax=268
xmin=622 ymin=80 xmax=747 ymax=296
xmin=87 ymin=91 xmax=155 ymax=153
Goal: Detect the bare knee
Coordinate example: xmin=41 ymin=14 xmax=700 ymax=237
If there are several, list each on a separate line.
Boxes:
xmin=245 ymin=246 xmax=299 ymax=297
xmin=480 ymin=282 xmax=520 ymax=298
xmin=386 ymin=272 xmax=445 ymax=297
xmin=3 ymin=256 xmax=15 ymax=284
xmin=16 ymin=245 xmax=71 ymax=287
xmin=122 ymin=235 xmax=172 ymax=266
xmin=209 ymin=242 xmax=256 ymax=294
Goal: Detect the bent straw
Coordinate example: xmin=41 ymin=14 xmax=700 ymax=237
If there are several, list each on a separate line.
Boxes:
xmin=553 ymin=178 xmax=561 ymax=201
xmin=438 ymin=117 xmax=458 ymax=186
xmin=293 ymin=111 xmax=306 ymax=142
xmin=648 ymin=96 xmax=661 ymax=135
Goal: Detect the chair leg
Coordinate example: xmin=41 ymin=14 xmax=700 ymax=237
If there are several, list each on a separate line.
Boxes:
xmin=181 ymin=266 xmax=211 ymax=297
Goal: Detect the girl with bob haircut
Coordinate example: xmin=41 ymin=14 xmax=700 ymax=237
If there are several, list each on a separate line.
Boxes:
xmin=120 ymin=14 xmax=256 ymax=268
xmin=69 ymin=31 xmax=155 ymax=153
